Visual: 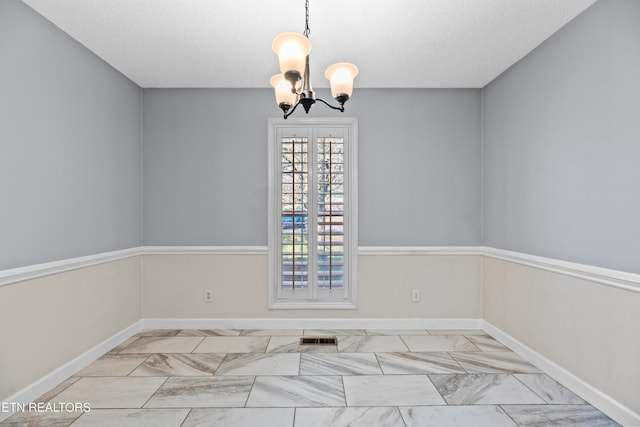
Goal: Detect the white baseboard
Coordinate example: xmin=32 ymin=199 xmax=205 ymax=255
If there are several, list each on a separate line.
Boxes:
xmin=482 ymin=321 xmax=640 ymax=427
xmin=139 ymin=317 xmax=483 ymax=331
xmin=0 ymin=321 xmax=143 ymax=423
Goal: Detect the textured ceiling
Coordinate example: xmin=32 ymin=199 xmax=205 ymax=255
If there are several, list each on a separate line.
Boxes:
xmin=21 ymin=0 xmax=597 ymax=88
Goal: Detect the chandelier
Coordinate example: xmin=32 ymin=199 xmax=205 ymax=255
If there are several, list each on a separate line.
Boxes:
xmin=269 ymin=0 xmax=358 ymax=119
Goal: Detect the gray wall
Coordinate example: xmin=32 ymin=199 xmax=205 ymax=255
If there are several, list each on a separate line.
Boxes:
xmin=143 ymin=88 xmax=482 ymax=246
xmin=11 ymin=0 xmax=634 ymax=274
xmin=0 ymin=0 xmax=142 ymax=270
xmin=482 ymin=0 xmax=640 ymax=273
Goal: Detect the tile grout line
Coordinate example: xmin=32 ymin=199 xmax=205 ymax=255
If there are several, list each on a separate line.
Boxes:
xmin=177 ymin=408 xmax=193 ymax=427
xmin=0 ymin=330 xmax=622 ymax=426
xmin=511 ymin=373 xmax=550 ymax=405
xmin=243 ymin=375 xmax=258 ymax=408
xmin=140 ymin=376 xmax=171 ymax=410
xmin=497 ymin=404 xmax=521 ymax=426
xmin=397 ymin=405 xmax=409 ymax=427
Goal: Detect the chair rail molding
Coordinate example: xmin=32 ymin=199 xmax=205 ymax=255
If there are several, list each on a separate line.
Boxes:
xmin=2 ymin=245 xmax=638 ymax=293
xmin=0 ymin=247 xmax=143 ymax=287
xmin=481 ymin=246 xmax=640 ymax=293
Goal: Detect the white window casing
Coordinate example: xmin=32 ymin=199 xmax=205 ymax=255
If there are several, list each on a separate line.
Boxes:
xmin=268 ymin=118 xmax=358 ymax=309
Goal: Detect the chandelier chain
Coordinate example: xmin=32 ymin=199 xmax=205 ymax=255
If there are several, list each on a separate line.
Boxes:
xmin=304 ymin=0 xmax=310 ymax=37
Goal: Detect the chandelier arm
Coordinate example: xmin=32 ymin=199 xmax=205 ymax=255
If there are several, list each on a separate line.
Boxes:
xmin=315 ymin=97 xmax=345 ymax=112
xmin=283 ymin=100 xmax=302 ymax=119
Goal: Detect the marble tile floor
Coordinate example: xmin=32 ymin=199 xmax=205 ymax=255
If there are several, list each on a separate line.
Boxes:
xmin=0 ymin=329 xmax=620 ymax=427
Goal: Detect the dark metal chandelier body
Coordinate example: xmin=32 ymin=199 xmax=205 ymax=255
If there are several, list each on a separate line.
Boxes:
xmin=270 ymin=0 xmax=358 ymax=119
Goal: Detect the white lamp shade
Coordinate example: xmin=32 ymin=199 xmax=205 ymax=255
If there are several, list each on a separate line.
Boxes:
xmin=270 ymin=74 xmax=298 ymax=107
xmin=272 ymin=32 xmax=311 ymax=77
xmin=325 ymin=62 xmax=359 ymax=98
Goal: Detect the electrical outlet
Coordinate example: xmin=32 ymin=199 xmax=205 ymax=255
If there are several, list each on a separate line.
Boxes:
xmin=204 ymin=289 xmax=213 ymax=303
xmin=411 ymin=289 xmax=421 ymax=302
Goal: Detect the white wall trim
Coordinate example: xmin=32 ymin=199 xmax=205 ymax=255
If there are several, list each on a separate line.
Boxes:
xmin=481 ymin=246 xmax=640 ymax=294
xmin=142 ymin=246 xmax=268 ymax=255
xmin=0 ymin=247 xmax=143 ymax=287
xmin=140 ymin=317 xmax=483 ymax=331
xmin=358 ymin=246 xmax=640 ymax=293
xmin=267 ymin=119 xmax=359 ymax=309
xmin=268 ymin=301 xmax=359 ymax=310
xmin=358 ymin=246 xmax=483 ymax=256
xmin=0 ymin=321 xmax=144 ymax=423
xmin=3 ymin=245 xmax=639 ymax=294
xmin=482 ymin=320 xmax=640 ymax=427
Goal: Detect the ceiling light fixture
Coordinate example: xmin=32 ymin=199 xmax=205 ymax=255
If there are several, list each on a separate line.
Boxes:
xmin=270 ymin=0 xmax=358 ymax=119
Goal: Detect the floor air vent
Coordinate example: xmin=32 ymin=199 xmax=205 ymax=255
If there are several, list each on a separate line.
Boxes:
xmin=299 ymin=337 xmax=338 ymax=345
